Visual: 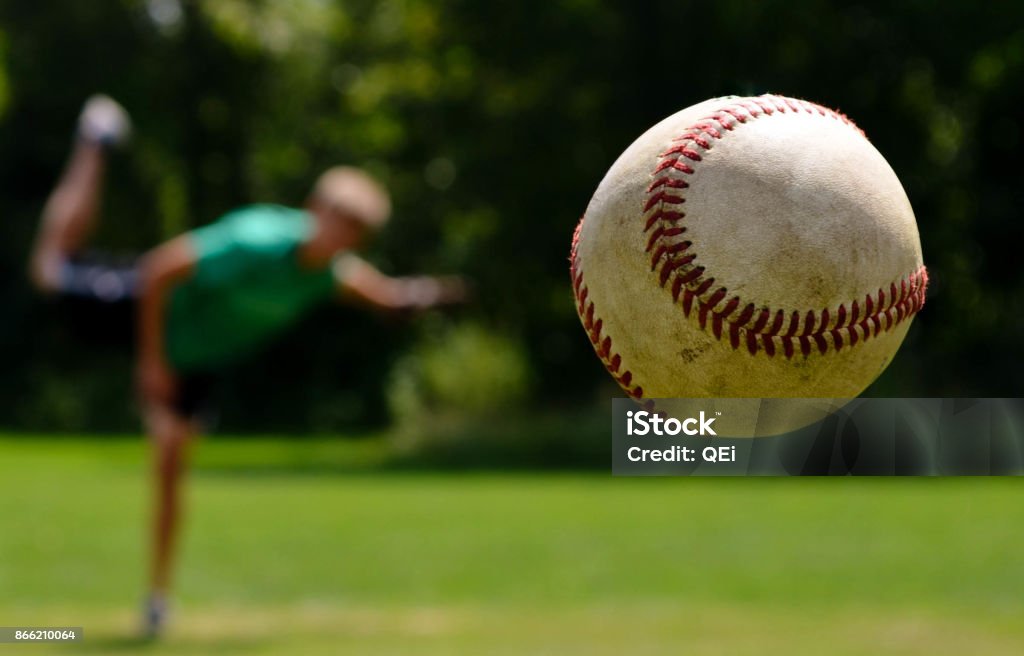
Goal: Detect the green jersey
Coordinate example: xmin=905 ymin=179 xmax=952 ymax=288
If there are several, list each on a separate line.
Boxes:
xmin=166 ymin=204 xmax=338 ymax=372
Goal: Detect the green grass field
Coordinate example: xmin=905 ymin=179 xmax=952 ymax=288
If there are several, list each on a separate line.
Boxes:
xmin=1 ymin=435 xmax=1023 ymax=655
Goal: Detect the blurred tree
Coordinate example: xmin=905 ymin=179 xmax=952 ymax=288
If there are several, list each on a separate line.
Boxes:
xmin=0 ymin=0 xmax=1020 ymax=432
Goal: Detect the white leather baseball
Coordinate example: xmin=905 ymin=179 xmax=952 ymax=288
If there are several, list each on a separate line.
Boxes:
xmin=571 ymin=95 xmax=927 ymax=402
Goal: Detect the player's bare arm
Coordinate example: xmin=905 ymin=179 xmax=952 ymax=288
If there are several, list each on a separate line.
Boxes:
xmin=334 ymin=253 xmax=468 ymax=311
xmin=136 ymin=236 xmax=197 ymax=406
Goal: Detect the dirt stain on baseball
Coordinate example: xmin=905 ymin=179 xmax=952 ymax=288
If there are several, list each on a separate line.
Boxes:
xmin=678 ymin=345 xmax=710 ymax=364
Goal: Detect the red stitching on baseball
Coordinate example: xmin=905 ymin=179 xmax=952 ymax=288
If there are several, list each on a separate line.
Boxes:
xmin=643 ymin=210 xmax=684 ymax=232
xmin=572 ymin=95 xmax=926 ymax=400
xmin=647 ymin=177 xmax=689 ymax=192
xmin=571 ymin=218 xmax=643 ymax=399
xmin=641 ymin=94 xmax=926 ymax=361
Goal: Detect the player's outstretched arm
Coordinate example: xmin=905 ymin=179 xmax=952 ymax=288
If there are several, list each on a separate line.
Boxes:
xmin=136 ymin=236 xmax=197 ymax=405
xmin=334 ymin=253 xmax=468 ymax=312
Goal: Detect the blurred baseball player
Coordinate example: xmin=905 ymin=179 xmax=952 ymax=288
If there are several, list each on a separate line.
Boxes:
xmin=29 ymin=95 xmax=466 ymax=637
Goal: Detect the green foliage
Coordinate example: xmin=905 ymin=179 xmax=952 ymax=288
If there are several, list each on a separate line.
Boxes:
xmin=388 ymin=320 xmax=531 ymax=428
xmin=0 ymin=1 xmax=1021 ymax=431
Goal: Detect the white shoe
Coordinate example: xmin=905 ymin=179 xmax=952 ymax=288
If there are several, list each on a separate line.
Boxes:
xmin=141 ymin=594 xmax=169 ymax=639
xmin=78 ymin=94 xmax=132 ymax=147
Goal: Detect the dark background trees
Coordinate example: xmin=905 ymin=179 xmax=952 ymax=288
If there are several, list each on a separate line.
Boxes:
xmin=1 ymin=1 xmax=1020 ymax=432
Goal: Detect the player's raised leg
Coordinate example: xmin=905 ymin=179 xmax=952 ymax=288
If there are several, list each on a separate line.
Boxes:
xmin=29 ymin=94 xmax=131 ymax=292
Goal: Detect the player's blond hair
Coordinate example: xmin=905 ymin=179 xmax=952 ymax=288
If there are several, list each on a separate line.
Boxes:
xmin=312 ymin=166 xmax=391 ymax=229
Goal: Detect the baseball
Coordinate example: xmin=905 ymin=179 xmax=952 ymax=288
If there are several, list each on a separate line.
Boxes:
xmin=571 ymin=94 xmax=927 ymax=404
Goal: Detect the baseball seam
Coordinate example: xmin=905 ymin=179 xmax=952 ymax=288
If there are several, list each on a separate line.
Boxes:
xmin=571 ymin=219 xmax=654 ymax=409
xmin=572 ymin=94 xmax=928 ymax=401
xmin=643 ymin=94 xmax=928 ymax=360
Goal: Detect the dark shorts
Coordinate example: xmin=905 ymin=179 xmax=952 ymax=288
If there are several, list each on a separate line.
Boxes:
xmin=56 ymin=252 xmax=215 ymax=423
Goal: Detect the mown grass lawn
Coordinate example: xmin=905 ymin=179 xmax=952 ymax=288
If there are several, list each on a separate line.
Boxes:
xmin=1 ymin=436 xmax=1022 ymax=654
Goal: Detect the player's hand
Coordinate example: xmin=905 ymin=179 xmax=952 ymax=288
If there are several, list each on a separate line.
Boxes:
xmin=429 ymin=275 xmax=472 ymax=306
xmin=136 ymin=356 xmax=178 ymax=406
xmin=394 ymin=276 xmax=472 ymax=313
